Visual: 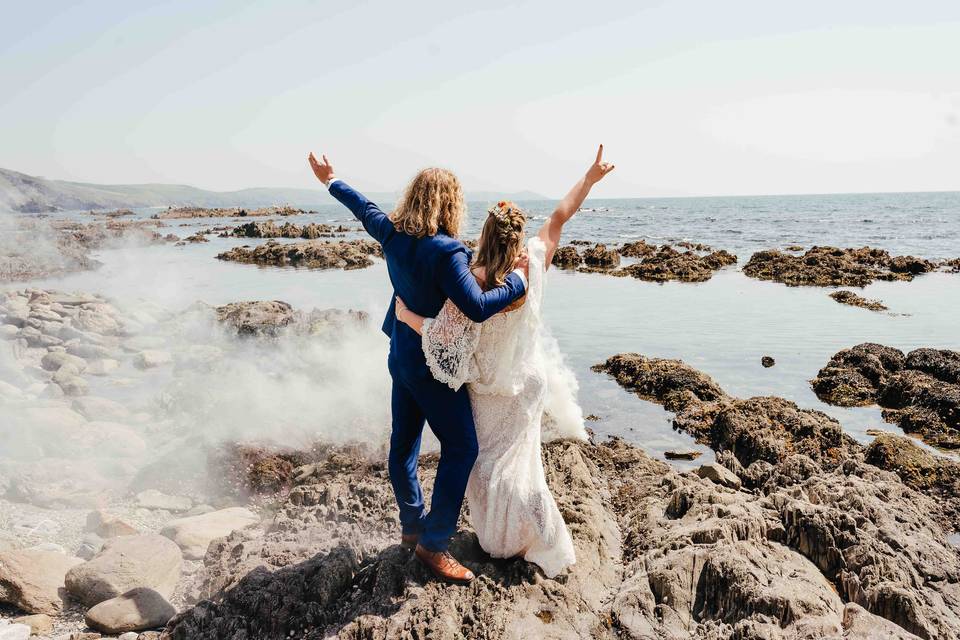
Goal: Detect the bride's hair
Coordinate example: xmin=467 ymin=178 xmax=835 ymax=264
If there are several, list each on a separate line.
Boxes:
xmin=390 ymin=168 xmax=466 ymax=238
xmin=473 ymin=200 xmax=526 ymax=291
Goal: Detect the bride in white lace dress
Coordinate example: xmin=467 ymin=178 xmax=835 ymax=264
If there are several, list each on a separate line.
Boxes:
xmin=394 ymin=146 xmax=615 ymax=577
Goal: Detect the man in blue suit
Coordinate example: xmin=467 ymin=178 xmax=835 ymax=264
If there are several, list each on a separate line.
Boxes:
xmin=309 ymin=152 xmax=527 ymax=583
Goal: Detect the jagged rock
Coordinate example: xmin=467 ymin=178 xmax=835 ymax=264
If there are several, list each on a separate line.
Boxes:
xmin=761 ymin=356 xmax=775 ymax=368
xmin=160 ymin=508 xmax=260 ymax=560
xmin=830 ymin=290 xmax=888 ymax=312
xmin=165 ymin=437 xmax=960 ymax=639
xmin=0 ymin=549 xmax=83 ymax=614
xmin=550 ymin=246 xmax=581 ymax=268
xmin=65 ymin=535 xmax=182 ymax=606
xmin=85 ymin=587 xmax=177 ymax=634
xmin=743 ymin=246 xmax=936 ymax=287
xmin=216 ymin=239 xmax=382 ymax=270
xmin=812 ymin=344 xmax=960 ymax=448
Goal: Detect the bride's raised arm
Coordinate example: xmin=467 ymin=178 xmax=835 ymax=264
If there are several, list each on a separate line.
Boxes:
xmin=537 ymin=145 xmax=615 ymax=267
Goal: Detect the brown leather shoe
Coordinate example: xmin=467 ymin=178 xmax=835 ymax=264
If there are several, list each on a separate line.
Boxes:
xmin=400 ymin=533 xmax=420 ymax=550
xmin=415 ymin=544 xmax=475 ymax=584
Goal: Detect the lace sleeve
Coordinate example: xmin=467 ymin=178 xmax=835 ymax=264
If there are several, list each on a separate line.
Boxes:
xmin=422 ymin=300 xmax=481 ymax=391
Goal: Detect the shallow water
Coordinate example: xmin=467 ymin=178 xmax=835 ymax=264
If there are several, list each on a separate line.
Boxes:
xmin=10 ymin=190 xmax=960 ymax=466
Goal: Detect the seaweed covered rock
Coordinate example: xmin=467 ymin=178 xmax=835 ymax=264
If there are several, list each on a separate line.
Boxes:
xmin=812 ymin=344 xmax=960 ymax=448
xmin=215 ymin=239 xmax=382 ymax=270
xmin=830 ymin=290 xmax=888 ymax=312
xmin=743 ymin=246 xmax=936 ymax=287
xmin=551 ymin=246 xmax=582 ymax=269
xmin=618 ymin=240 xmax=657 ymax=258
xmin=580 ymin=243 xmax=620 ymax=269
xmin=618 ymin=246 xmax=737 ymax=283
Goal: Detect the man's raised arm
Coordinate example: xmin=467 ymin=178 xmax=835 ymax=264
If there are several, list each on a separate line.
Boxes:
xmin=437 ymin=247 xmax=527 ymax=323
xmin=308 ymin=152 xmax=393 ymax=244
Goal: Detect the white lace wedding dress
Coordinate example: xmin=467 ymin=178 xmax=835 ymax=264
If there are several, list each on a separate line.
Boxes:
xmin=422 ymin=237 xmax=585 ymax=577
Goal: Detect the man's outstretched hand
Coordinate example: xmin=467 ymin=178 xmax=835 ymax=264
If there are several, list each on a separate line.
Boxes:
xmin=585 ymin=144 xmax=615 ymax=185
xmin=308 ymin=152 xmax=335 ymax=185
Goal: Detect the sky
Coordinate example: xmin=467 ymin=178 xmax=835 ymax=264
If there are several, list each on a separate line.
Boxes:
xmin=1 ymin=0 xmax=959 ymax=198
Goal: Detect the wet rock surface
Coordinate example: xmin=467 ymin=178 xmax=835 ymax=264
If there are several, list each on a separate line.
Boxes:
xmin=550 ymin=246 xmax=582 ymax=269
xmin=743 ymin=246 xmax=937 ymax=287
xmin=216 ymin=239 xmax=382 ymax=270
xmin=812 ymin=343 xmax=960 ymax=449
xmin=830 ymin=290 xmax=889 ymax=311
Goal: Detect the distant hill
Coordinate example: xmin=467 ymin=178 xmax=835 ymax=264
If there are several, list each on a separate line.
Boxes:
xmin=0 ymin=167 xmax=547 ymax=213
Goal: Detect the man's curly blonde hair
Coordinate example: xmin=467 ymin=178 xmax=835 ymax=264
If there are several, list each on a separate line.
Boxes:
xmin=390 ymin=168 xmax=466 ymax=238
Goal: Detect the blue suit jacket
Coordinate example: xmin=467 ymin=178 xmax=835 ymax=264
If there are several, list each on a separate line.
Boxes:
xmin=329 ymin=180 xmax=527 ymax=377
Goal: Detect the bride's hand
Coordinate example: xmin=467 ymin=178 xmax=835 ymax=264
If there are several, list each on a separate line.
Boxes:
xmin=308 ymin=152 xmax=336 ymax=185
xmin=585 ymin=144 xmax=615 ymax=185
xmin=514 ymin=251 xmax=530 ymax=279
xmin=395 ymin=296 xmax=409 ymax=325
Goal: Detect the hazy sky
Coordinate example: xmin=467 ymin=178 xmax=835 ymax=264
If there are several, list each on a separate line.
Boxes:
xmin=2 ymin=0 xmax=959 ymax=197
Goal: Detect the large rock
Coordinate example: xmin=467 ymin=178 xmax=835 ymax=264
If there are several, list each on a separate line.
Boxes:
xmin=161 ymin=508 xmax=260 ymax=560
xmin=0 ymin=549 xmax=83 ymax=614
xmin=85 ymin=587 xmax=177 ymax=634
xmin=64 ymin=535 xmax=182 ymax=607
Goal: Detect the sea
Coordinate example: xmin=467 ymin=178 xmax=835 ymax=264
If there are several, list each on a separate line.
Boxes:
xmin=13 ymin=190 xmax=960 ymax=467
